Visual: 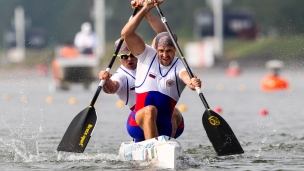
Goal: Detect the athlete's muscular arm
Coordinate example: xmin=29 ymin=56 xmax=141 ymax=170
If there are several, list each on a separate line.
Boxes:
xmin=99 ymin=70 xmax=120 ymax=94
xmin=145 ymin=11 xmax=166 ymax=34
xmin=122 ymin=0 xmax=162 ymax=57
xmin=145 ymin=10 xmax=166 ymax=47
xmin=180 ymin=71 xmax=202 ymax=91
xmin=132 ymin=1 xmax=165 ymax=34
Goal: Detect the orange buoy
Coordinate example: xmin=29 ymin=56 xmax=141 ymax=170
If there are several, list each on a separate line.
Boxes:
xmin=178 ymin=104 xmax=187 ymax=112
xmin=116 ymin=100 xmax=125 ymax=107
xmin=260 ymin=74 xmax=289 ymax=92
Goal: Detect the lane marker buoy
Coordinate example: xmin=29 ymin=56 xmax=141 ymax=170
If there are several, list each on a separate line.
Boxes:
xmin=178 ymin=104 xmax=187 ymax=112
xmin=116 ymin=100 xmax=124 ymax=107
xmin=259 ymin=109 xmax=268 ymax=116
xmin=45 ymin=96 xmax=53 ymax=104
xmin=214 ymin=107 xmax=222 ymax=114
xmin=3 ymin=94 xmax=11 ymax=101
xmin=68 ymin=98 xmax=77 ymax=105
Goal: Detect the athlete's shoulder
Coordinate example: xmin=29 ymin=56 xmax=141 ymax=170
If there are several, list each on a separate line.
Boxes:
xmin=137 ymin=45 xmax=157 ymax=63
xmin=111 ymin=68 xmax=126 ymax=81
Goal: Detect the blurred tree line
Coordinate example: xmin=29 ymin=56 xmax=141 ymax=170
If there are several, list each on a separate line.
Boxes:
xmin=0 ymin=0 xmax=303 ymax=48
xmin=230 ymin=0 xmax=304 ymax=34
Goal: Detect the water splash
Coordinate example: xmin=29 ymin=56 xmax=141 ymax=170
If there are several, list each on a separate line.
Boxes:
xmin=56 ymin=151 xmax=119 ymax=162
xmin=0 ymin=101 xmax=44 ymax=163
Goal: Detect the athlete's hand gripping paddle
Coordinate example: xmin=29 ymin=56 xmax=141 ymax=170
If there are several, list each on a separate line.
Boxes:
xmin=154 ymin=4 xmax=244 ymax=156
xmin=57 ymin=8 xmax=138 ymax=153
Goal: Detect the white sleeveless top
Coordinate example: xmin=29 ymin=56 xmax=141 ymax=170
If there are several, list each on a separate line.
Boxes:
xmin=135 ymin=45 xmax=187 ymax=102
xmin=111 ymin=65 xmax=136 ymax=109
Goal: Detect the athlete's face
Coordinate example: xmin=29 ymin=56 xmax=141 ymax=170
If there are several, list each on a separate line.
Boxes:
xmin=119 ymin=52 xmax=137 ymax=70
xmin=157 ymin=46 xmax=176 ymax=66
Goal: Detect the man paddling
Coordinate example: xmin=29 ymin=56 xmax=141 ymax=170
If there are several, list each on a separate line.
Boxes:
xmin=99 ymin=7 xmax=184 ymax=139
xmin=121 ymin=0 xmax=201 ymax=142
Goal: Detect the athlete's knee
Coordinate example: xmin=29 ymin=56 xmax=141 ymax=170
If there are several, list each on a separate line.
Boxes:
xmin=173 ymin=108 xmax=182 ymax=116
xmin=144 ymin=105 xmax=158 ymax=120
xmin=136 ymin=105 xmax=158 ymax=125
xmin=173 ymin=108 xmax=182 ymax=125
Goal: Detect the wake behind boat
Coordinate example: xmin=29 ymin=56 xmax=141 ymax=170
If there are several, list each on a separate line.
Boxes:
xmin=119 ymin=135 xmax=183 ymax=169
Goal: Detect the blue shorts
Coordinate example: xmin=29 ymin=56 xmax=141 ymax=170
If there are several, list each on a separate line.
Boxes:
xmin=126 ymin=110 xmax=184 ymax=142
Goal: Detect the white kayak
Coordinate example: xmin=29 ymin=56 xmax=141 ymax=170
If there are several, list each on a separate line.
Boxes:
xmin=119 ymin=135 xmax=183 ymax=169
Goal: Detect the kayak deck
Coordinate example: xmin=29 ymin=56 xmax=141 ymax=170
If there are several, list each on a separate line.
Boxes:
xmin=119 ymin=135 xmax=182 ymax=169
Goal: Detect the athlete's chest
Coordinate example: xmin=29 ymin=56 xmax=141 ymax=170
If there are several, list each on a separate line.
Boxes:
xmin=143 ymin=61 xmax=177 ymax=90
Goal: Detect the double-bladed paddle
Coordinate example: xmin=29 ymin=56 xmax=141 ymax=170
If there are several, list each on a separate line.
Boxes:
xmin=57 ymin=8 xmax=138 ymax=153
xmin=154 ymin=4 xmax=244 ymax=156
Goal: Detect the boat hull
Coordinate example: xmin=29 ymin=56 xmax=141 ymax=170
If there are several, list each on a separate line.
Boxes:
xmin=119 ymin=135 xmax=182 ymax=169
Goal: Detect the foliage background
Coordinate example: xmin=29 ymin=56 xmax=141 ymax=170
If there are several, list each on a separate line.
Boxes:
xmin=0 ymin=0 xmax=303 ymax=47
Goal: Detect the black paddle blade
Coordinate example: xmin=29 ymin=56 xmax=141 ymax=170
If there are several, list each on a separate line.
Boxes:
xmin=57 ymin=107 xmax=97 ymax=153
xmin=202 ymin=110 xmax=244 ymax=156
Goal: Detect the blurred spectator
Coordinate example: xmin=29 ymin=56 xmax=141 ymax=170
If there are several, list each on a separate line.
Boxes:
xmin=74 ymin=22 xmax=97 ymax=55
xmin=60 ymin=40 xmax=79 ymax=58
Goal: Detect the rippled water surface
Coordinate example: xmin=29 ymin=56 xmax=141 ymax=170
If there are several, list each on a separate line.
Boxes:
xmin=1 ymin=66 xmax=304 ymax=171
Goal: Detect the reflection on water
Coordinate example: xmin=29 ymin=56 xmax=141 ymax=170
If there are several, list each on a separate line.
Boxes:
xmin=0 ymin=67 xmax=304 ymax=170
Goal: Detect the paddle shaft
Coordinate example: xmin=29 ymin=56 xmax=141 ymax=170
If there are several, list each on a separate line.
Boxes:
xmin=57 ymin=8 xmax=139 ymax=153
xmin=90 ymin=8 xmax=138 ymax=107
xmin=155 ymin=5 xmax=244 ymax=156
xmin=155 ymin=5 xmax=210 ymax=110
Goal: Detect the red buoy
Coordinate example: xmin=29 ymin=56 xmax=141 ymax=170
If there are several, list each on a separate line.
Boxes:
xmin=259 ymin=109 xmax=269 ymax=116
xmin=214 ymin=107 xmax=222 ymax=114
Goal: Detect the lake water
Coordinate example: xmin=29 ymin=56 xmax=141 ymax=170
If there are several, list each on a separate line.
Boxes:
xmin=0 ymin=64 xmax=304 ymax=171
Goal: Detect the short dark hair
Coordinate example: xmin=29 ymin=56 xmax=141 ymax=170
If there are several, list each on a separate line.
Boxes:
xmin=154 ymin=32 xmax=177 ymax=49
